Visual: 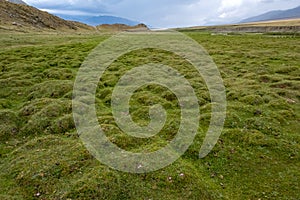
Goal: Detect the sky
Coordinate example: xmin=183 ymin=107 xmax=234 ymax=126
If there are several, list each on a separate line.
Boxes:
xmin=23 ymin=0 xmax=300 ymax=28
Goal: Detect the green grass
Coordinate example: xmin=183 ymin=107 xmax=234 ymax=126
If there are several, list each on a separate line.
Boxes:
xmin=0 ymin=31 xmax=299 ymax=199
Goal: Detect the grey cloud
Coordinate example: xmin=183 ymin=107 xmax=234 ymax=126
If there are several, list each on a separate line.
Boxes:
xmin=23 ymin=0 xmax=300 ymax=27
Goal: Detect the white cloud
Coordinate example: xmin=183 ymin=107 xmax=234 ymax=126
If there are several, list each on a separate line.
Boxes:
xmin=216 ymin=0 xmax=299 ymax=23
xmin=23 ymin=0 xmax=300 ymax=27
xmin=218 ymin=0 xmax=243 ymax=12
xmin=218 ymin=0 xmax=241 ymax=18
xmin=40 ymin=9 xmax=97 ymax=16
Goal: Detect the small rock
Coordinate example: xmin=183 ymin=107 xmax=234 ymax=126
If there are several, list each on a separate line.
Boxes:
xmin=286 ymin=98 xmax=296 ymax=104
xmin=220 ymin=183 xmax=225 ymax=189
xmin=12 ymin=22 xmax=22 ymax=26
xmin=35 ymin=192 xmax=41 ymax=197
xmin=230 ymin=148 xmax=236 ymax=154
xmin=254 ymin=110 xmax=262 ymax=115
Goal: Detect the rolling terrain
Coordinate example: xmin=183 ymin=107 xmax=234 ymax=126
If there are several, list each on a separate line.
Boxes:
xmin=0 ymin=30 xmax=299 ymax=199
xmin=0 ymin=1 xmax=299 ymax=199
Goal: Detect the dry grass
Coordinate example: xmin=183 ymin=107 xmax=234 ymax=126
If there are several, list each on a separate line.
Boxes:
xmin=178 ymin=18 xmax=300 ymax=33
xmin=240 ymin=18 xmax=300 ymax=26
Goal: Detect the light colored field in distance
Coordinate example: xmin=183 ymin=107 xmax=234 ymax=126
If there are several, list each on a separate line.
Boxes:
xmin=240 ymin=18 xmax=300 ymax=27
xmin=181 ymin=18 xmax=300 ymax=30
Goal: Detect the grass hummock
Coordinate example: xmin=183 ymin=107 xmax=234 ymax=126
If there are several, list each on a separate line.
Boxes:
xmin=0 ymin=31 xmax=299 ymax=199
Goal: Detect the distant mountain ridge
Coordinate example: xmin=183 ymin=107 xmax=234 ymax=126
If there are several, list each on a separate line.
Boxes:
xmin=97 ymin=23 xmax=149 ymax=32
xmin=0 ymin=0 xmax=150 ymax=32
xmin=56 ymin=14 xmax=141 ymax=26
xmin=241 ymin=5 xmax=300 ymax=23
xmin=7 ymin=0 xmax=143 ymax=27
xmin=5 ymin=0 xmax=26 ymax=5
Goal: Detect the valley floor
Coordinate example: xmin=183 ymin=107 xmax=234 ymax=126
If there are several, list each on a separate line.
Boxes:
xmin=0 ymin=31 xmax=299 ymax=199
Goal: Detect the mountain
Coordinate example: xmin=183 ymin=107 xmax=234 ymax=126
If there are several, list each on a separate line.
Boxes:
xmin=0 ymin=0 xmax=94 ymax=31
xmin=56 ymin=14 xmax=141 ymax=26
xmin=241 ymin=5 xmax=300 ymax=23
xmin=96 ymin=23 xmax=149 ymax=32
xmin=5 ymin=0 xmax=26 ymax=5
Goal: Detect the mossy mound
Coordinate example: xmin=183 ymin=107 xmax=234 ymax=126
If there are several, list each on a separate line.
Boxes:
xmin=27 ymin=80 xmax=73 ymax=100
xmin=20 ymin=99 xmax=72 ymax=135
xmin=0 ymin=110 xmax=20 ymax=141
xmin=0 ymin=32 xmax=299 ymax=199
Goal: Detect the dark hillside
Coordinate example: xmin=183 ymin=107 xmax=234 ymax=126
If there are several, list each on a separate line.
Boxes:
xmin=0 ymin=0 xmax=94 ymax=32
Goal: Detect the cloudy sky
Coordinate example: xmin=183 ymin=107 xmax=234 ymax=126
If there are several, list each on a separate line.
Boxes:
xmin=23 ymin=0 xmax=300 ymax=28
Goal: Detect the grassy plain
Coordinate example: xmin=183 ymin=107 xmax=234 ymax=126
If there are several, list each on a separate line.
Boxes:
xmin=0 ymin=31 xmax=299 ymax=199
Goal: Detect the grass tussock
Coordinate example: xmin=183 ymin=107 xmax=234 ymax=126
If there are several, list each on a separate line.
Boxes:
xmin=0 ymin=31 xmax=299 ymax=199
